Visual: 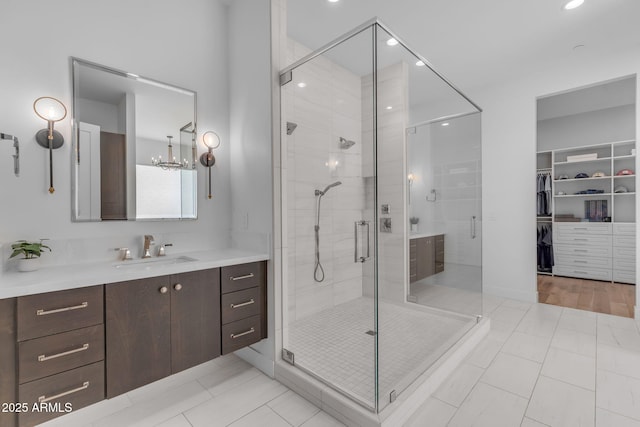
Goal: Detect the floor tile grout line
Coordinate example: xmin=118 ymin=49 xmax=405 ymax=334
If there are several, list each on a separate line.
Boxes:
xmin=517 ymin=304 xmax=561 ymax=426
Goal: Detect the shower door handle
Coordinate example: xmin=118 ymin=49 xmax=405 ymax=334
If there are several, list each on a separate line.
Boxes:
xmin=354 ymin=220 xmax=370 ymax=263
xmin=471 ymin=216 xmax=477 ymax=239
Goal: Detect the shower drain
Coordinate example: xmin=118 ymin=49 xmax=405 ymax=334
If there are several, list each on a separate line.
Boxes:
xmin=365 ymin=330 xmax=377 ymax=336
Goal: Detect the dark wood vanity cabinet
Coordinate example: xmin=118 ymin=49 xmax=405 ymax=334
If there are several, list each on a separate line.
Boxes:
xmin=105 ymin=268 xmax=220 ymax=398
xmin=15 ymin=286 xmax=105 ymax=427
xmin=0 ymin=298 xmax=16 ymax=427
xmin=410 ymin=235 xmax=444 ymax=283
xmin=220 ymin=262 xmax=267 ymax=354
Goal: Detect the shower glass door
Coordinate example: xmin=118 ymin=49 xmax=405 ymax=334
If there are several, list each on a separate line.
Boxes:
xmin=375 ymin=24 xmax=482 ymax=411
xmin=280 ymin=25 xmax=378 ymax=409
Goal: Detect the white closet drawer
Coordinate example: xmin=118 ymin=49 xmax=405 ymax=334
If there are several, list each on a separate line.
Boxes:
xmin=614 ymin=246 xmax=636 ymax=259
xmin=554 ymin=244 xmax=612 ymax=258
xmin=555 ymin=255 xmax=612 ymax=269
xmin=553 ymin=266 xmax=612 ymax=281
xmin=614 ymin=270 xmax=636 ymax=284
xmin=614 ymin=223 xmax=636 ymax=235
xmin=613 ymin=235 xmax=635 ymax=248
xmin=554 ymin=234 xmax=612 ymax=246
xmin=614 ymin=258 xmax=636 ymax=272
xmin=555 ymin=223 xmax=612 ymax=236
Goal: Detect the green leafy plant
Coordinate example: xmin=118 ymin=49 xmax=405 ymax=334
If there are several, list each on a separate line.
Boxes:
xmin=409 ymin=217 xmax=420 ymax=225
xmin=10 ymin=240 xmax=51 ymax=260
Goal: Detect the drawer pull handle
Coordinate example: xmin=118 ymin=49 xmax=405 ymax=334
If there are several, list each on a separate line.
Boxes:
xmin=230 ymin=299 xmax=255 ymax=309
xmin=574 ymin=270 xmax=588 ymax=274
xmin=574 ymin=238 xmax=588 ymax=241
xmin=574 ymin=227 xmax=588 ymax=230
xmin=574 ymin=260 xmax=588 ymax=264
xmin=38 ymin=381 xmax=89 ymax=403
xmin=230 ymin=327 xmax=255 ymax=339
xmin=38 ymin=344 xmax=89 ymax=362
xmin=574 ymin=249 xmax=588 ymax=252
xmin=37 ymin=302 xmax=88 ymax=316
xmin=231 ymin=273 xmax=255 ymax=281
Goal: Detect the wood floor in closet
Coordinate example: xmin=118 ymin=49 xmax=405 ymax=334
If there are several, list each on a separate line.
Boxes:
xmin=537 ymin=275 xmax=636 ymax=318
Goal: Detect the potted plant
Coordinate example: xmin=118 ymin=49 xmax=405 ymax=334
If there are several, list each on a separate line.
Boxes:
xmin=409 ymin=217 xmax=419 ymax=233
xmin=10 ymin=239 xmax=51 ymax=272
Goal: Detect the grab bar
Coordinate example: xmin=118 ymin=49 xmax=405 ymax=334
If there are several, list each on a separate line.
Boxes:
xmin=470 ymin=216 xmax=477 ymax=239
xmin=354 ymin=220 xmax=371 ymax=263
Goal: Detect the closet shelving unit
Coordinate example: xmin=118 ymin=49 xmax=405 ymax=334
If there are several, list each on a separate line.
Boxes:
xmin=543 ymin=139 xmax=636 ymax=283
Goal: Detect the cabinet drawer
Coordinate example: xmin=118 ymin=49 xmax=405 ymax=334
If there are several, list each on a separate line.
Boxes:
xmin=221 ymin=287 xmax=261 ymax=325
xmin=555 ymin=223 xmax=612 ymax=235
xmin=554 ymin=244 xmax=612 ymax=258
xmin=17 ymin=286 xmax=103 ymax=341
xmin=614 ymin=246 xmax=636 ymax=260
xmin=221 ymin=315 xmax=262 ymax=355
xmin=18 ymin=325 xmax=104 ymax=384
xmin=221 ymin=262 xmax=266 ymax=294
xmin=613 ymin=235 xmax=635 ymax=248
xmin=553 ymin=265 xmax=612 ymax=281
xmin=555 ymin=254 xmax=612 ymax=269
xmin=614 ymin=270 xmax=636 ymax=284
xmin=614 ymin=258 xmax=636 ymax=272
xmin=554 ymin=234 xmax=612 ymax=246
xmin=614 ymin=223 xmax=636 ymax=235
xmin=435 ymin=262 xmax=444 ymax=274
xmin=18 ymin=361 xmax=104 ymax=427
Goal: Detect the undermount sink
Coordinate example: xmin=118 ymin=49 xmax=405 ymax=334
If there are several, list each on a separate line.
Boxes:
xmin=114 ymin=255 xmax=198 ymax=270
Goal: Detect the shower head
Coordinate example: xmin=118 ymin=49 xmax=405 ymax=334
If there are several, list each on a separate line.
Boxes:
xmin=286 ymin=122 xmax=298 ymax=135
xmin=339 ymin=137 xmax=356 ymax=149
xmin=315 ymin=181 xmax=342 ymax=196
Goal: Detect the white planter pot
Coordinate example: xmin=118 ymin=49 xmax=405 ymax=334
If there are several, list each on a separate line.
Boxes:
xmin=410 ymin=224 xmax=419 ymax=233
xmin=17 ymin=258 xmax=41 ymax=272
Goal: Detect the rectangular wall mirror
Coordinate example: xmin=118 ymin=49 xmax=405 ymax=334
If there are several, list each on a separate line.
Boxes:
xmin=71 ymin=58 xmax=198 ymax=221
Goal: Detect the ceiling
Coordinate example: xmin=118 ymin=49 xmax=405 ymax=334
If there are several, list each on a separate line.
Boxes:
xmin=286 ymin=0 xmax=640 ymax=94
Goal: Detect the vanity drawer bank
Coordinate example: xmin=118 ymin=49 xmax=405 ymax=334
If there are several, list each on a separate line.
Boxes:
xmin=0 ymin=252 xmax=268 ymax=427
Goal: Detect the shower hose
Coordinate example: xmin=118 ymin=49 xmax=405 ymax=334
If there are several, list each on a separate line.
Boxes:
xmin=314 ymin=195 xmax=325 ymax=282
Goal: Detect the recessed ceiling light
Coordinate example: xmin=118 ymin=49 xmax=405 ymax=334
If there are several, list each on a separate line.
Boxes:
xmin=386 ymin=38 xmax=398 ymax=47
xmin=328 ymin=0 xmax=339 ymax=3
xmin=386 ymin=106 xmax=393 ymax=110
xmin=441 ymin=122 xmax=450 ymax=127
xmin=563 ymin=0 xmax=584 ymax=10
xmin=297 ymin=82 xmax=307 ymax=88
xmin=415 ymin=60 xmax=425 ymax=67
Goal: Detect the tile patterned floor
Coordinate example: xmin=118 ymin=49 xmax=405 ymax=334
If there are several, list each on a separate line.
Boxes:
xmin=287 ymin=297 xmax=475 ymax=409
xmin=40 ymin=295 xmax=640 ymax=427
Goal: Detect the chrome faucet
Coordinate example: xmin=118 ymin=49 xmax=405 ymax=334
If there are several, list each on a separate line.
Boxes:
xmin=142 ymin=235 xmax=155 ymax=258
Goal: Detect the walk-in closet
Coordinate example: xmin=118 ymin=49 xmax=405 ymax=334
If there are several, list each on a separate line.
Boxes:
xmin=536 ymin=76 xmax=637 ymax=317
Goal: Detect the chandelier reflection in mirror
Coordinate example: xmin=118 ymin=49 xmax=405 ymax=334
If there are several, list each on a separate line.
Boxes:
xmin=151 ymin=136 xmax=189 ymax=170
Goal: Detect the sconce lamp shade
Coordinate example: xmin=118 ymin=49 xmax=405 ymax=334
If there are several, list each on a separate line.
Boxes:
xmin=33 ymin=97 xmax=67 ymax=122
xmin=202 ymin=131 xmax=221 ymax=150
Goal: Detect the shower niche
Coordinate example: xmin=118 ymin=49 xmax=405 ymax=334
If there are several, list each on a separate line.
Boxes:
xmin=279 ymin=19 xmax=484 ymax=419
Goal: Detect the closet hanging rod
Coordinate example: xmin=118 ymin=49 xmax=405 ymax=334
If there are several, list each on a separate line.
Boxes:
xmin=536 ymin=168 xmax=552 ymax=171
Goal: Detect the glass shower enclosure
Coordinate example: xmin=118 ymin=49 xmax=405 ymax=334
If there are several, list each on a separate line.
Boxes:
xmin=280 ymin=19 xmax=482 ymax=413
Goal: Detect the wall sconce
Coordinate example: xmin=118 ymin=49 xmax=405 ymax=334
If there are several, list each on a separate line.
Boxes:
xmin=34 ymin=97 xmax=67 ymax=193
xmin=407 ymin=173 xmax=414 ymax=204
xmin=199 ymin=131 xmax=220 ymax=199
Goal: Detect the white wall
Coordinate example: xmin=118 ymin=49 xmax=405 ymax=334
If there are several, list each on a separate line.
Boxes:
xmin=227 ymin=0 xmax=275 ymax=374
xmin=0 ymin=0 xmax=231 ymax=268
xmin=472 ymin=50 xmax=639 ymax=302
xmin=538 ymin=104 xmax=635 ymax=152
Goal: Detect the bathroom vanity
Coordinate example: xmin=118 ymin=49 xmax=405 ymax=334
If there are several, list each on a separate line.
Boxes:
xmin=0 ymin=252 xmax=268 ymax=427
xmin=409 ymin=233 xmax=445 ymax=283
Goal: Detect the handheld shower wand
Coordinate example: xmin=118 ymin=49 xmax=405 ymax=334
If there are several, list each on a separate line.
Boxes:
xmin=313 ymin=181 xmax=342 ymax=282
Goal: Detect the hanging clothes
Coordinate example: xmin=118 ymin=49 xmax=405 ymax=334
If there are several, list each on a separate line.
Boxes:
xmin=537 ymin=223 xmax=554 ymax=273
xmin=536 ymin=171 xmax=552 ymax=216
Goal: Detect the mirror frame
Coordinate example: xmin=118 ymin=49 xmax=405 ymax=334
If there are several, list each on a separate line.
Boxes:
xmin=70 ymin=57 xmax=198 ymax=222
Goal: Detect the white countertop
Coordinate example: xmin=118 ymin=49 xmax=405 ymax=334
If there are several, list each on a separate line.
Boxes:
xmin=0 ymin=249 xmax=269 ymax=299
xmin=410 ymin=231 xmax=445 ymax=239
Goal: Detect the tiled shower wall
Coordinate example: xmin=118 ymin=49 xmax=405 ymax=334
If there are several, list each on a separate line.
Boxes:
xmin=283 ymin=40 xmax=365 ymax=321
